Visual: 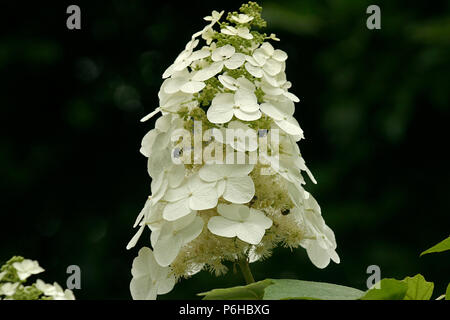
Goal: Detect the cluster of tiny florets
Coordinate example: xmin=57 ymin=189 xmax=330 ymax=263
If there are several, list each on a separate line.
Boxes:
xmin=0 ymin=256 xmax=75 ymax=300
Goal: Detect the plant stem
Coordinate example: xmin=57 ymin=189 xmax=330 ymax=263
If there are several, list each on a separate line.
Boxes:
xmin=238 ymin=258 xmax=255 ymax=284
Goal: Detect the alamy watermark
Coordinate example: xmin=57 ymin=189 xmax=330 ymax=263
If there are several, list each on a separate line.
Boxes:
xmin=366 ymin=5 xmax=381 ymax=30
xmin=66 ymin=5 xmax=81 ymax=30
xmin=366 ymin=265 xmax=381 ymax=289
xmin=66 ymin=265 xmax=81 ymax=290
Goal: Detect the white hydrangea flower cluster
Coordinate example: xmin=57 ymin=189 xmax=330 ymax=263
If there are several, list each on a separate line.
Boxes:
xmin=128 ymin=2 xmax=339 ymax=300
xmin=0 ymin=256 xmax=75 ymax=300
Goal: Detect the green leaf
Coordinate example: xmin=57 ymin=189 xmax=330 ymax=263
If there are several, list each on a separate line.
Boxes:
xmin=198 ymin=276 xmax=435 ymax=300
xmin=360 ymin=279 xmax=408 ymax=300
xmin=263 ymin=279 xmax=364 ymax=300
xmin=420 ymin=236 xmax=450 ymax=256
xmin=445 ymin=283 xmax=450 ymax=300
xmin=198 ymin=279 xmax=274 ymax=300
xmin=402 ymin=274 xmax=434 ymax=300
xmin=198 ymin=279 xmax=364 ymax=300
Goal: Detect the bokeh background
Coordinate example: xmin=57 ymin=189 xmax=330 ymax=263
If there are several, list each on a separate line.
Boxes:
xmin=1 ymin=0 xmax=449 ymax=299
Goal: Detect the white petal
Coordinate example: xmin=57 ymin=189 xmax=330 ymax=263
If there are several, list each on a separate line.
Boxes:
xmin=189 ymin=188 xmax=218 ymax=210
xmin=140 ymin=108 xmax=161 ymax=123
xmin=263 ymin=59 xmax=282 ymax=76
xmin=248 ymin=208 xmax=273 ymax=229
xmin=261 ymin=83 xmax=284 ymax=96
xmin=218 ymin=75 xmax=238 ymax=90
xmin=280 ymin=165 xmax=304 ymax=185
xmin=131 ymin=247 xmax=155 ymax=278
xmin=192 ymin=29 xmax=204 ymax=39
xmin=150 ymin=178 xmax=168 ymax=204
xmin=192 ymin=61 xmax=224 ymax=81
xmin=178 ymin=216 xmax=204 ymax=244
xmin=173 ymin=60 xmax=190 ymax=72
xmin=237 ymin=27 xmax=253 ymax=40
xmin=189 ymin=48 xmax=210 ymax=62
xmin=260 ymin=102 xmax=284 ymax=120
xmin=188 ymin=173 xmax=216 ymax=192
xmin=221 ymin=26 xmax=237 ymax=36
xmin=217 ymin=203 xmax=250 ymax=221
xmin=175 ymin=51 xmax=191 ymax=64
xmin=212 ymin=92 xmax=235 ymax=107
xmin=160 ymin=91 xmax=191 ymax=110
xmin=185 ymin=38 xmax=199 ymax=51
xmin=130 ymin=274 xmax=157 ymax=300
xmin=295 ymin=157 xmax=317 ymax=184
xmin=164 ymin=183 xmax=189 ymax=202
xmin=131 ymin=247 xmax=168 ymax=280
xmin=225 ymin=163 xmax=254 ymax=177
xmin=262 ymin=72 xmax=279 ymax=87
xmin=162 ymin=64 xmax=175 ymax=79
xmin=148 ymin=151 xmax=167 ymax=178
xmin=187 ymin=175 xmax=218 ymax=208
xmin=154 ymin=234 xmax=183 ymax=267
xmin=163 ymin=78 xmax=186 ymax=94
xmin=272 ymin=49 xmax=288 ymax=62
xmin=162 ymin=199 xmax=192 ymax=221
xmin=330 ymin=249 xmax=340 ymax=264
xmin=167 ymin=165 xmax=185 ymax=188
xmin=234 ymin=89 xmax=259 ymax=112
xmin=134 ymin=198 xmax=151 ymax=228
xmin=274 ymin=97 xmax=295 ymax=115
xmin=276 ymin=117 xmax=304 ymax=137
xmin=234 ymin=109 xmax=261 ymax=121
xmin=224 ymin=53 xmax=246 ymax=69
xmin=236 ymin=223 xmax=265 ymax=244
xmin=283 ymin=91 xmax=300 ymax=102
xmin=171 ymin=67 xmax=190 ymax=78
xmin=150 ymin=226 xmax=161 ymax=248
xmin=207 ymin=216 xmax=239 ymax=238
xmin=155 ymin=114 xmax=173 ymax=131
xmin=260 ymin=42 xmax=275 ymax=56
xmin=253 ymin=49 xmax=268 ymax=66
xmin=231 ymin=14 xmax=254 ymax=24
xmin=212 ymin=44 xmax=235 ymax=61
xmin=171 ymin=211 xmax=197 ymax=231
xmin=223 ymin=176 xmax=255 ymax=204
xmin=245 ymin=55 xmax=260 ymax=67
xmin=126 ymin=224 xmax=145 ymax=250
xmin=156 ymin=276 xmax=176 ymax=295
xmin=282 ymin=80 xmax=292 ymax=90
xmin=305 ymin=241 xmax=331 ymax=269
xmin=207 ymin=93 xmax=234 ymax=124
xmin=216 ymin=179 xmax=226 ymax=196
xmin=1 ymin=282 xmax=19 ymax=296
xmin=236 ymin=77 xmax=256 ymax=91
xmin=287 ymin=182 xmax=304 ymax=208
xmin=180 ymin=81 xmax=205 ymax=93
xmin=199 ymin=164 xmax=224 ymax=182
xmin=244 ymin=62 xmax=263 ymax=78
xmin=13 ymin=260 xmax=44 ymax=280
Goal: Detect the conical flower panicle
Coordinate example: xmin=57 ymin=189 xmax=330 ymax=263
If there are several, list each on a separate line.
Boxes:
xmin=128 ymin=2 xmax=339 ymax=300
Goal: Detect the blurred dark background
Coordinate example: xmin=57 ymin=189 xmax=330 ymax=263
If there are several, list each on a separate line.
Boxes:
xmin=1 ymin=0 xmax=449 ymax=299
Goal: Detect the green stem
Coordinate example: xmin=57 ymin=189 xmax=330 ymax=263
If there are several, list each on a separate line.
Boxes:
xmin=238 ymin=258 xmax=255 ymax=284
